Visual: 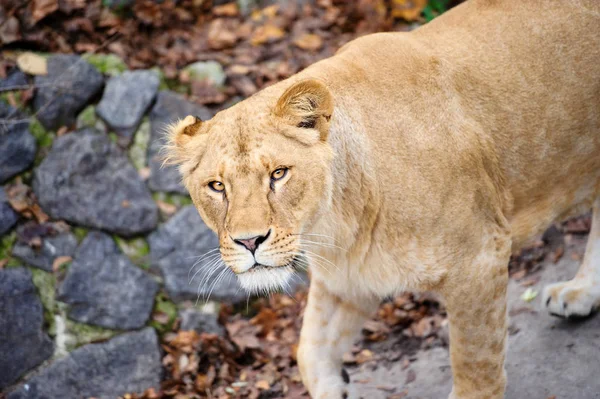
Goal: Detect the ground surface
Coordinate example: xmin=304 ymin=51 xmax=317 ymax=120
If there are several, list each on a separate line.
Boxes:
xmin=352 ymin=234 xmax=600 ymax=399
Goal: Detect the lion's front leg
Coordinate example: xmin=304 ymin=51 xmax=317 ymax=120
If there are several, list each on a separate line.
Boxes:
xmin=298 ymin=279 xmax=378 ymax=399
xmin=441 ymin=232 xmax=511 ymax=399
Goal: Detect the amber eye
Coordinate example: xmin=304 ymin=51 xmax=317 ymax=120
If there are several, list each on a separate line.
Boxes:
xmin=208 ymin=181 xmax=225 ymax=193
xmin=271 ymin=168 xmax=288 ymax=181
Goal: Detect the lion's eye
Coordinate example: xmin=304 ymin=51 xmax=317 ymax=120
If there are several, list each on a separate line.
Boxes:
xmin=271 ymin=168 xmax=288 ymax=181
xmin=208 ymin=181 xmax=225 ymax=193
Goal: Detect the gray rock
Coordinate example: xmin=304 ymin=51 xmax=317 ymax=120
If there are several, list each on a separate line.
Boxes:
xmin=12 ymin=224 xmax=77 ymax=272
xmin=0 ymin=267 xmax=54 ymax=390
xmin=147 ymin=90 xmax=211 ymax=194
xmin=0 ymin=187 xmax=18 ymax=236
xmin=149 ymin=205 xmax=244 ymax=302
xmin=97 ymin=70 xmax=159 ymax=142
xmin=184 ymin=61 xmax=226 ymax=87
xmin=179 ymin=308 xmax=226 ymax=336
xmin=33 ymin=128 xmax=158 ymax=236
xmin=33 ymin=55 xmax=104 ymax=130
xmin=6 ymin=328 xmax=161 ymax=399
xmin=58 ymin=231 xmax=159 ymax=330
xmin=0 ymin=69 xmax=28 ymax=92
xmin=0 ymin=102 xmax=36 ymax=183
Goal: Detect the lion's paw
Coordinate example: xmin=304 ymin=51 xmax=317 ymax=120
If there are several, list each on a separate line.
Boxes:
xmin=314 ymin=370 xmax=357 ymax=399
xmin=542 ymin=279 xmax=600 ymax=318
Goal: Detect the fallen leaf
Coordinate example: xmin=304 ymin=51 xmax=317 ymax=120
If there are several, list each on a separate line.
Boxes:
xmin=387 ymin=391 xmax=408 ymax=399
xmin=207 ymin=19 xmax=238 ymax=50
xmin=251 ymin=24 xmax=285 ymax=46
xmin=551 ymin=246 xmax=564 ymax=263
xmin=31 ymin=0 xmax=59 ymax=24
xmin=293 ymin=33 xmax=323 ymax=51
xmin=52 ymin=256 xmax=72 ymax=272
xmin=405 ymin=369 xmax=416 ymax=384
xmin=391 ymin=0 xmax=427 ymax=21
xmin=156 ymin=200 xmax=177 ymax=216
xmin=17 ymin=52 xmax=48 ymax=76
xmin=138 ymin=167 xmax=151 ymax=180
xmin=0 ymin=16 xmax=21 ymax=44
xmin=213 ymin=3 xmax=239 ymax=17
xmin=355 ymin=349 xmax=374 ymax=364
xmin=521 ymin=288 xmax=538 ymax=303
xmin=255 ymin=380 xmax=270 ymax=390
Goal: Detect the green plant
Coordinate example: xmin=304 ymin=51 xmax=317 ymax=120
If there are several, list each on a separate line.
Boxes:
xmin=423 ymin=0 xmax=451 ymax=21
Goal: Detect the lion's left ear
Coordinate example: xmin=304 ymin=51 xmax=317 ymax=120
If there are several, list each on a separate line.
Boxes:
xmin=163 ymin=115 xmax=205 ymax=165
xmin=274 ymin=79 xmax=334 ymax=143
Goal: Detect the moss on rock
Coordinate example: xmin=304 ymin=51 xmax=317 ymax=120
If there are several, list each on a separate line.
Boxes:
xmin=29 ymin=267 xmax=57 ymax=330
xmin=83 ymin=53 xmax=127 ymax=76
xmin=149 ymin=291 xmax=178 ymax=334
xmin=113 ymin=236 xmax=150 ymax=269
xmin=128 ymin=118 xmax=151 ymax=170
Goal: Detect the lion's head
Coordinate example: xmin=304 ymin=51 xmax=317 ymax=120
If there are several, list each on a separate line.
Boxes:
xmin=165 ymin=79 xmax=335 ymax=293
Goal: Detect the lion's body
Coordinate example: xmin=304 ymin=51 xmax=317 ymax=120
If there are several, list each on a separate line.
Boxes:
xmin=167 ymin=0 xmax=600 ymax=397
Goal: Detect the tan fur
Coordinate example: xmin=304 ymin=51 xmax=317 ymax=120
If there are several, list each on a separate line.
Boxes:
xmin=165 ymin=0 xmax=600 ymax=397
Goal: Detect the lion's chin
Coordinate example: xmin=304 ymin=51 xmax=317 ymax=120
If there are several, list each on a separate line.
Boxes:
xmin=236 ymin=264 xmax=296 ymax=295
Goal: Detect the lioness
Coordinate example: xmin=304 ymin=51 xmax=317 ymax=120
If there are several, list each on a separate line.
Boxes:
xmin=165 ymin=0 xmax=600 ymax=397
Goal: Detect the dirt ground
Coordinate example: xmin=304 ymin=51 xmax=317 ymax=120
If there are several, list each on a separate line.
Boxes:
xmin=351 ymin=233 xmax=600 ymax=399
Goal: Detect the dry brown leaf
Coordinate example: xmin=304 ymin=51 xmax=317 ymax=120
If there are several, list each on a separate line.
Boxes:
xmin=213 ymin=3 xmax=239 ymax=17
xmin=355 ymin=349 xmax=374 ymax=364
xmin=156 ymin=200 xmax=177 ymax=216
xmin=293 ymin=33 xmax=323 ymax=51
xmin=16 ymin=52 xmax=48 ymax=76
xmin=391 ymin=0 xmax=427 ymax=21
xmin=52 ymin=256 xmax=72 ymax=272
xmin=31 ymin=0 xmax=59 ymax=24
xmin=138 ymin=167 xmax=151 ymax=181
xmin=251 ymin=24 xmax=285 ymax=46
xmin=551 ymin=246 xmax=564 ymax=263
xmin=207 ymin=19 xmax=238 ymax=50
xmin=405 ymin=369 xmax=416 ymax=384
xmin=0 ymin=16 xmax=21 ymax=44
xmin=387 ymin=391 xmax=408 ymax=399
xmin=255 ymin=380 xmax=270 ymax=390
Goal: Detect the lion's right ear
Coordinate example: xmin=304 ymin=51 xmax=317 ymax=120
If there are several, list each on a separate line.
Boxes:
xmin=274 ymin=79 xmax=334 ymax=144
xmin=163 ymin=115 xmax=205 ymax=166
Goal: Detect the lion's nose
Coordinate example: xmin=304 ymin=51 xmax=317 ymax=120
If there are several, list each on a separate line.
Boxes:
xmin=233 ymin=230 xmax=271 ymax=254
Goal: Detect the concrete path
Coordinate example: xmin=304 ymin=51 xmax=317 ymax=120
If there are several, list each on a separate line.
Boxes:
xmin=352 ymin=235 xmax=600 ymax=399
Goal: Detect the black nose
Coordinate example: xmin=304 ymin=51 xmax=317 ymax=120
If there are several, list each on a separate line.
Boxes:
xmin=233 ymin=230 xmax=271 ymax=254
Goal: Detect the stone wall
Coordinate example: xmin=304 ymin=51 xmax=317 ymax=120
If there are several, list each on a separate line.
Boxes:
xmin=0 ymin=54 xmax=244 ymax=398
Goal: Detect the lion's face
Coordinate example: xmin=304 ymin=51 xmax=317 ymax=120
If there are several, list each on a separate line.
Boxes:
xmin=166 ymin=80 xmax=335 ymax=293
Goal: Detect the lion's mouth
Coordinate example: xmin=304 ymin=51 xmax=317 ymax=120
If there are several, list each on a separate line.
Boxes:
xmin=236 ymin=255 xmax=304 ymax=294
xmin=244 ymin=254 xmax=303 ymax=274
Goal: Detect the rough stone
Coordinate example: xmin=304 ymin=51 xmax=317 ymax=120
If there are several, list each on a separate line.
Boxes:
xmin=179 ymin=308 xmax=226 ymax=336
xmin=149 ymin=205 xmax=244 ymax=302
xmin=147 ymin=90 xmax=211 ymax=194
xmin=12 ymin=224 xmax=77 ymax=272
xmin=183 ymin=61 xmax=226 ymax=86
xmin=96 ymin=70 xmax=159 ymax=142
xmin=0 ymin=69 xmax=28 ymax=92
xmin=0 ymin=102 xmax=36 ymax=183
xmin=33 ymin=128 xmax=158 ymax=236
xmin=0 ymin=187 xmax=18 ymax=236
xmin=33 ymin=55 xmax=104 ymax=130
xmin=58 ymin=231 xmax=159 ymax=330
xmin=0 ymin=267 xmax=54 ymax=390
xmin=6 ymin=328 xmax=161 ymax=399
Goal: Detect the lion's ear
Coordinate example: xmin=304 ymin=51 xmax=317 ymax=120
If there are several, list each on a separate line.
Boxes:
xmin=163 ymin=115 xmax=205 ymax=165
xmin=274 ymin=79 xmax=334 ymax=143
